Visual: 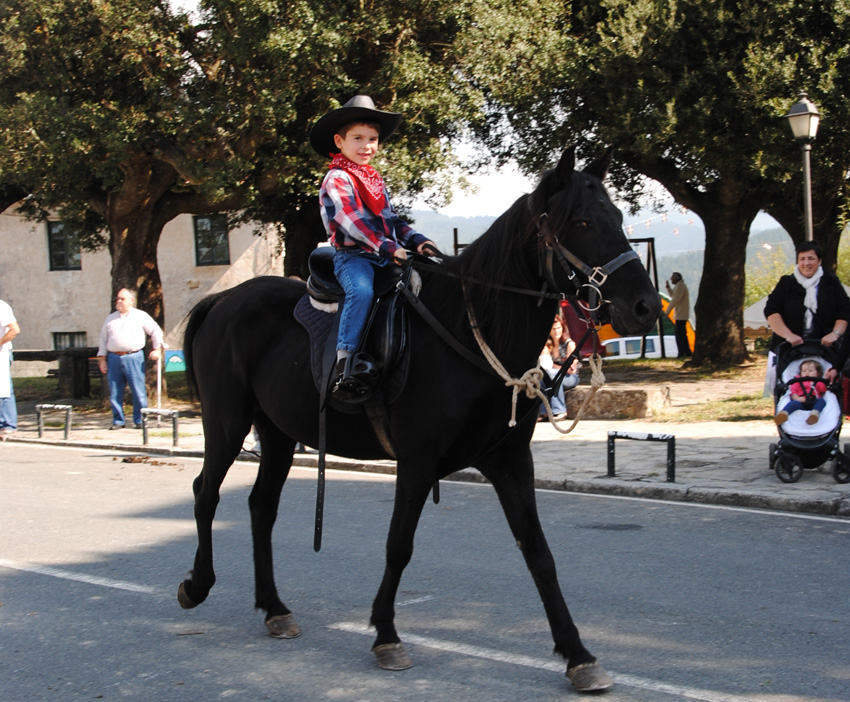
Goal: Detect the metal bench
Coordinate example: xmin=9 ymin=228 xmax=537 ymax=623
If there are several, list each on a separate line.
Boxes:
xmin=607 ymin=430 xmax=676 ymax=482
xmin=141 ymin=408 xmax=180 ymax=447
xmin=35 ymin=403 xmax=73 ymax=440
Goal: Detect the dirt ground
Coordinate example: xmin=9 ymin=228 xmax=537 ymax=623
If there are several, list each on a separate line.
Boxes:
xmin=599 ymin=354 xmax=768 ymax=407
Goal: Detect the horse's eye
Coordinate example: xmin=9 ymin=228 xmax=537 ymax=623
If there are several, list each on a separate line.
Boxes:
xmin=575 ymin=220 xmax=589 ymax=230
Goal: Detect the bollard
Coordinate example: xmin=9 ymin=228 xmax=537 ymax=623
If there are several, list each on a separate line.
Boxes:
xmin=607 ymin=430 xmax=676 ymax=482
xmin=140 ymin=408 xmax=180 ymax=447
xmin=35 ymin=403 xmax=73 ymax=440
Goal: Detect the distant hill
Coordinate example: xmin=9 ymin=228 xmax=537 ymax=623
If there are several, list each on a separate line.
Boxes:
xmin=408 ymin=208 xmax=791 ymax=312
xmin=408 ymin=210 xmax=496 ymax=254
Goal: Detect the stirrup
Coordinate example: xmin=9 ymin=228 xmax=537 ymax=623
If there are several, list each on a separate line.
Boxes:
xmin=331 ymin=353 xmax=380 ymax=403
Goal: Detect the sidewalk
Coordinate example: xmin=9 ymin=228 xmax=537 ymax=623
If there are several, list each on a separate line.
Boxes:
xmin=5 ymin=403 xmax=850 ymax=517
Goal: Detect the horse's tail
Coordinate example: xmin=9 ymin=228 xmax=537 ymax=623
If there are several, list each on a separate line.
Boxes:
xmin=183 ymin=290 xmax=229 ymax=400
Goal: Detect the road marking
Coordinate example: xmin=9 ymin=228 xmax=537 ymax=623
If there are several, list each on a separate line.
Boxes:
xmin=329 ymin=621 xmax=826 ymax=702
xmin=0 ymin=558 xmax=157 ymax=594
xmin=396 ymin=595 xmax=435 ymax=607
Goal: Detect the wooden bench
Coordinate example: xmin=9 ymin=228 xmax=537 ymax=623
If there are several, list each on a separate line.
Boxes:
xmin=14 ymin=348 xmax=100 ymax=398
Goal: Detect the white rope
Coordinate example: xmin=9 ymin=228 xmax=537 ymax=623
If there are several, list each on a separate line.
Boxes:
xmin=464 ymin=291 xmax=605 ymax=433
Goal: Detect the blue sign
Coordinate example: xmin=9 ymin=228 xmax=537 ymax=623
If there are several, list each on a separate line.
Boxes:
xmin=165 ymin=350 xmax=185 ymax=373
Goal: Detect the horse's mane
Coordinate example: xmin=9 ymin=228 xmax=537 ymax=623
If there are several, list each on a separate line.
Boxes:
xmin=437 ymin=166 xmax=582 ymax=351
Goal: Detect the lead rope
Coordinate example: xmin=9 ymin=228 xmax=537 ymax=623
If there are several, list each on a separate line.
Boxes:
xmin=464 ymin=286 xmax=606 ymax=435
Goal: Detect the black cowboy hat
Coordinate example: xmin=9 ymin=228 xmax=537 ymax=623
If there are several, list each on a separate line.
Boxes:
xmin=309 ymin=95 xmax=402 ymax=157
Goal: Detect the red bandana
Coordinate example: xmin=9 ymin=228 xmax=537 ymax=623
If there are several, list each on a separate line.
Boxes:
xmin=329 ymin=153 xmax=388 ymax=216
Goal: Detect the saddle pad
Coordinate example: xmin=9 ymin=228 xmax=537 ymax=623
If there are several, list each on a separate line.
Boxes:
xmin=294 ymin=292 xmax=336 ymax=389
xmin=293 ymin=293 xmax=410 ymax=409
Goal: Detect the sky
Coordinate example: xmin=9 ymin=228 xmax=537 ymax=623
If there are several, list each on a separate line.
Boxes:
xmin=416 ymin=161 xmax=781 ymax=238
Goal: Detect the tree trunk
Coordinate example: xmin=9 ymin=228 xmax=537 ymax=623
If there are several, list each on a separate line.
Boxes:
xmin=282 ymin=205 xmax=325 ymax=279
xmin=765 ymin=197 xmax=843 ymax=273
xmin=691 ymin=206 xmax=756 ymax=366
xmin=106 ymin=203 xmax=168 ymax=400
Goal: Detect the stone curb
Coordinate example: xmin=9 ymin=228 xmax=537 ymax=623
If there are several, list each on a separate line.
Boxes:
xmin=9 ymin=434 xmax=849 ymax=518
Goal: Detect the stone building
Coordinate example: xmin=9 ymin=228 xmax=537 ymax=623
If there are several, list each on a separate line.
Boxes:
xmin=0 ymin=206 xmax=284 ymax=372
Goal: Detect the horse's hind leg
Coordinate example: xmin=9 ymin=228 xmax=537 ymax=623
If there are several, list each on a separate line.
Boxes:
xmin=177 ymin=410 xmax=252 ymax=610
xmin=249 ymin=417 xmax=301 ymax=638
xmin=477 ymin=444 xmax=613 ymax=692
xmin=370 ymin=471 xmax=433 ymax=670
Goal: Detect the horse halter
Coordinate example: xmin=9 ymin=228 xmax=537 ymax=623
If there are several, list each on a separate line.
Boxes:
xmin=535 ymin=212 xmax=639 ymax=315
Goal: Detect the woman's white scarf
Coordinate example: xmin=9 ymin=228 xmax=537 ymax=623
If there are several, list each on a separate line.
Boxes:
xmin=793 ymin=265 xmax=823 ymax=333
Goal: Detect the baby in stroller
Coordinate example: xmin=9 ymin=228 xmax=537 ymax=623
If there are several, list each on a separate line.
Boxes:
xmin=770 ymin=340 xmax=850 ymax=483
xmin=774 ymin=359 xmax=828 ymax=426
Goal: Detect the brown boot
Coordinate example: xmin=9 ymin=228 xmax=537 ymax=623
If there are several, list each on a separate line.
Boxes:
xmin=806 ymin=410 xmax=820 ymax=425
xmin=774 ymin=410 xmax=789 ymax=426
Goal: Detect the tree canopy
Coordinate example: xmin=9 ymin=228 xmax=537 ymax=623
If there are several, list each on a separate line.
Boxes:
xmin=471 ymin=0 xmax=850 ymax=364
xmin=0 ymin=0 xmax=500 ymax=320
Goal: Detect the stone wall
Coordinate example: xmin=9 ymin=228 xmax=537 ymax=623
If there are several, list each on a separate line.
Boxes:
xmin=567 ymin=384 xmax=671 ymax=419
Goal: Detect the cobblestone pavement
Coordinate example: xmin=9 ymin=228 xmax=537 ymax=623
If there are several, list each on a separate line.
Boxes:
xmin=6 ymin=390 xmax=850 ymax=517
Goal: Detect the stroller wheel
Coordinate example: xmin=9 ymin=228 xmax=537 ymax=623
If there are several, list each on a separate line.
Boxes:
xmin=832 ymin=453 xmax=850 ymax=484
xmin=775 ymin=453 xmax=803 ymax=483
xmin=768 ymin=443 xmax=777 ymax=471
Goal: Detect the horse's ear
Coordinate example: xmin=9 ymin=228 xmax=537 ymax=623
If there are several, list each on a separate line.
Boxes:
xmin=584 ymin=147 xmax=614 ymax=180
xmin=555 ymin=146 xmax=577 ymax=182
xmin=528 ymin=146 xmax=577 ymax=214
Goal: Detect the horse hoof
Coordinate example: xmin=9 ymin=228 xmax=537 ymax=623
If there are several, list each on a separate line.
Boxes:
xmin=177 ymin=581 xmax=198 ymax=609
xmin=566 ymin=662 xmax=614 ymax=692
xmin=373 ymin=642 xmax=413 ymax=670
xmin=266 ymin=613 xmax=302 ymax=639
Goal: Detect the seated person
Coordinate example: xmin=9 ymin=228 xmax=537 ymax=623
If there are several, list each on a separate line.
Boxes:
xmin=539 ymin=338 xmax=568 ymax=421
xmin=775 ymin=359 xmax=827 ymax=426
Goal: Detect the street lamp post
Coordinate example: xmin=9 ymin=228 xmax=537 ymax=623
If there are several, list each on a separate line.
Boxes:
xmin=784 ymin=92 xmax=820 ymax=241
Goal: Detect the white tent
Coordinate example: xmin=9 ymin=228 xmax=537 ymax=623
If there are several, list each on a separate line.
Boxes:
xmin=743 ymin=297 xmax=769 ymax=332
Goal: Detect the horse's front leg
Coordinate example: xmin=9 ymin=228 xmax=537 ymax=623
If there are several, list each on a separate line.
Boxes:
xmin=249 ymin=421 xmax=300 ymax=639
xmin=370 ymin=469 xmax=433 ymax=671
xmin=477 ymin=443 xmax=613 ymax=693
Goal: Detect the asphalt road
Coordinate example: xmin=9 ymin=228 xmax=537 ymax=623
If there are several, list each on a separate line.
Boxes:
xmin=2 ymin=443 xmax=849 ymax=702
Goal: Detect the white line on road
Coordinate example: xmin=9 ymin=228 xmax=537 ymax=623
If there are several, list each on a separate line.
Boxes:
xmin=0 ymin=558 xmax=157 ymax=594
xmin=0 ymin=551 xmax=830 ymax=702
xmin=329 ymin=621 xmax=829 ymax=702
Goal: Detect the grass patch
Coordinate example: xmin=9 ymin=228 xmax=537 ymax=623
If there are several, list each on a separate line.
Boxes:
xmin=12 ymin=372 xmax=196 ymax=409
xmin=654 ymin=393 xmax=773 ymax=422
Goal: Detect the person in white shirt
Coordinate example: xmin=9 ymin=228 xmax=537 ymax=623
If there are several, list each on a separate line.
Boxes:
xmin=0 ymin=298 xmax=20 ymax=437
xmin=96 ymin=288 xmax=165 ymax=429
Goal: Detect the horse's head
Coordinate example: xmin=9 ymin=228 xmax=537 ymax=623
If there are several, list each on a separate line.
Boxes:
xmin=528 ymin=147 xmax=661 ymax=337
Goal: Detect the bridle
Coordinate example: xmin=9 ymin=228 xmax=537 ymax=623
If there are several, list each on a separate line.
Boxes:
xmin=535 ymin=212 xmax=640 ymax=315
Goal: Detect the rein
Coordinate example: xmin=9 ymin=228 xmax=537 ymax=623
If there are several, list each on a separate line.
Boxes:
xmin=406 ymin=205 xmax=636 ymax=434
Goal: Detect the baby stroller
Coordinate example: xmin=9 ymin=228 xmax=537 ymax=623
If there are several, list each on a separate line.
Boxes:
xmin=769 ymin=340 xmax=850 ymax=484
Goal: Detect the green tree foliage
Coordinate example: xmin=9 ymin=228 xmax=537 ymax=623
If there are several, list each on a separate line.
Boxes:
xmin=744 ymin=245 xmax=793 ymax=308
xmin=0 ymin=0 xmax=495 ymax=324
xmin=471 ymin=0 xmax=850 ymax=366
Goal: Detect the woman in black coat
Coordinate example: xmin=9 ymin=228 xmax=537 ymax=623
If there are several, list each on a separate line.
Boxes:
xmin=764 ymin=240 xmax=850 ymax=386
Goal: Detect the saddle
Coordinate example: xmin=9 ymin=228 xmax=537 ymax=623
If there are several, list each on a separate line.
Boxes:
xmin=294 ymin=247 xmax=414 ymax=446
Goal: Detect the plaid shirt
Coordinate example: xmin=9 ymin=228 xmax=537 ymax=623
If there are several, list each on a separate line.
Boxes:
xmin=320 ymin=168 xmax=427 ymax=260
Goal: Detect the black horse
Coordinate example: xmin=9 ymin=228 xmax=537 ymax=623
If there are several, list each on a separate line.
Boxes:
xmin=177 ymin=147 xmax=660 ymax=692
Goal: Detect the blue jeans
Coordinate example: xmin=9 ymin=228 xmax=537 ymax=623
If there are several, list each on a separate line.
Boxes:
xmin=540 ymin=370 xmax=579 ymax=417
xmin=782 ymin=397 xmax=826 ymax=416
xmin=0 ymin=358 xmax=17 ymax=430
xmin=333 ymin=249 xmax=390 ymax=353
xmin=107 ymin=351 xmax=148 ymax=426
